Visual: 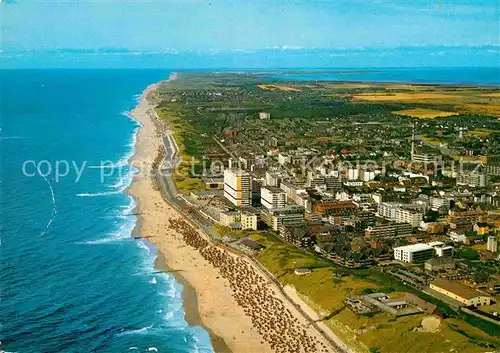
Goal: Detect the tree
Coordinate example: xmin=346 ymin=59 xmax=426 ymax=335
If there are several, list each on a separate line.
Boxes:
xmin=424 ymin=209 xmax=440 ymax=222
xmin=473 ymin=271 xmax=489 ymax=283
xmin=456 ymin=248 xmax=480 ymax=261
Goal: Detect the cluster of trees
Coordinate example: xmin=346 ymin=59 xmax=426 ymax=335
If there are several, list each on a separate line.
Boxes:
xmin=456 ymin=247 xmax=480 ymax=261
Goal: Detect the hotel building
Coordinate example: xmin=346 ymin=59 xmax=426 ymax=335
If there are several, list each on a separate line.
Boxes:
xmin=224 ymin=169 xmax=252 ymax=207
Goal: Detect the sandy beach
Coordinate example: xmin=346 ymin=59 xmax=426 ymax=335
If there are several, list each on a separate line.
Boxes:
xmin=127 ymin=78 xmax=344 ymax=353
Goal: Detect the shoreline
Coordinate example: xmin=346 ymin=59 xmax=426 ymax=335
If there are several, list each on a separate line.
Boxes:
xmin=126 ymin=78 xmax=231 ymax=353
xmin=126 ymin=77 xmax=271 ymax=353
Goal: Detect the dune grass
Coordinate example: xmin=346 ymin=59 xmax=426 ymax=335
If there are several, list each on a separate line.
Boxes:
xmin=329 ymin=308 xmax=499 ymax=353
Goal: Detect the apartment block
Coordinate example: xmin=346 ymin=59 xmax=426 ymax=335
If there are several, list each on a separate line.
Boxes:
xmin=224 ymin=169 xmax=252 ymax=207
xmin=261 ymin=186 xmax=286 ymax=210
xmin=429 ymin=197 xmax=451 ymax=211
xmin=241 ymin=212 xmax=258 ymax=231
xmin=365 ymin=223 xmax=412 ymax=239
xmin=377 ymin=202 xmax=400 ymax=220
xmin=396 ymin=207 xmax=424 ymax=227
xmin=456 ymin=171 xmax=488 ymax=188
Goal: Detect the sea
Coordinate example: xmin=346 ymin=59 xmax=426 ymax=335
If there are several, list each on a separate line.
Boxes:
xmin=0 ymin=69 xmax=214 ymax=353
xmin=269 ymin=67 xmax=500 ymax=86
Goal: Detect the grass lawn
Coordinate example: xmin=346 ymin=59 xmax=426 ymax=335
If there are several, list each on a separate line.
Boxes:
xmin=250 ymin=232 xmax=330 ymax=277
xmin=466 ymin=129 xmax=500 ymax=137
xmin=421 ymin=136 xmax=443 ymax=145
xmin=282 ymin=268 xmax=376 ymax=314
xmin=175 ymin=174 xmax=205 ymax=193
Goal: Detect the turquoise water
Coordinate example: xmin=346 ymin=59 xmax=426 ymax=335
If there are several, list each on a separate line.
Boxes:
xmin=0 ymin=70 xmax=214 ymax=353
xmin=269 ymin=67 xmax=500 ymax=86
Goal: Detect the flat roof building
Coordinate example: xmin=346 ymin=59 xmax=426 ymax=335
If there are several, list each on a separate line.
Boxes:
xmin=241 ymin=211 xmax=258 ymax=231
xmin=425 ymin=257 xmax=456 ymax=272
xmin=393 ymin=243 xmax=435 ymax=263
xmin=261 ymin=186 xmax=286 ymax=210
xmin=396 ymin=206 xmax=424 ymax=228
xmin=365 ymin=222 xmax=412 ymax=239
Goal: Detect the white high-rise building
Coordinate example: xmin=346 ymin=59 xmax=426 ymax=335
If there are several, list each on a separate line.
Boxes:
xmin=224 ymin=169 xmax=252 ymax=207
xmin=261 ymin=186 xmax=286 ymax=209
xmin=487 ymin=235 xmax=498 ymax=253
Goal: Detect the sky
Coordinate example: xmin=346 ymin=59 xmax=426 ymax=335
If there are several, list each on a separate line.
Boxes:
xmin=1 ymin=0 xmax=499 ymax=68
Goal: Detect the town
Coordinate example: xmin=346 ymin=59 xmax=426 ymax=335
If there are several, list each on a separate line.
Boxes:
xmin=155 ymin=71 xmax=500 ymax=353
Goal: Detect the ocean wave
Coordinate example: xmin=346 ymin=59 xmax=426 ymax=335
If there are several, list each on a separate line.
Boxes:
xmin=136 ymin=240 xmax=152 ymax=253
xmin=78 ymin=237 xmax=129 ymax=245
xmin=121 ymin=110 xmax=141 ymax=126
xmin=159 ymin=278 xmax=180 ymax=299
xmin=77 ymin=222 xmax=132 ymax=245
xmin=0 ymin=136 xmax=25 ymax=140
xmin=110 ymin=168 xmax=135 ymax=189
xmin=76 ymin=190 xmax=123 ymax=197
xmin=114 ymin=128 xmax=139 ymax=167
xmin=116 ymin=324 xmax=154 ymax=337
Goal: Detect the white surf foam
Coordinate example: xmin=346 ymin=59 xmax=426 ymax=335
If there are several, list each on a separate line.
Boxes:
xmin=0 ymin=136 xmax=25 ymax=140
xmin=107 ymin=166 xmax=135 ymax=190
xmin=117 ymin=324 xmax=154 ymax=336
xmin=159 ymin=277 xmax=180 ymax=299
xmin=121 ymin=196 xmax=137 ymax=216
xmin=165 ymin=311 xmax=174 ymax=320
xmin=115 ymin=127 xmax=140 ymax=167
xmin=76 ymin=190 xmax=123 ymax=197
xmin=78 ymin=222 xmax=132 ymax=245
